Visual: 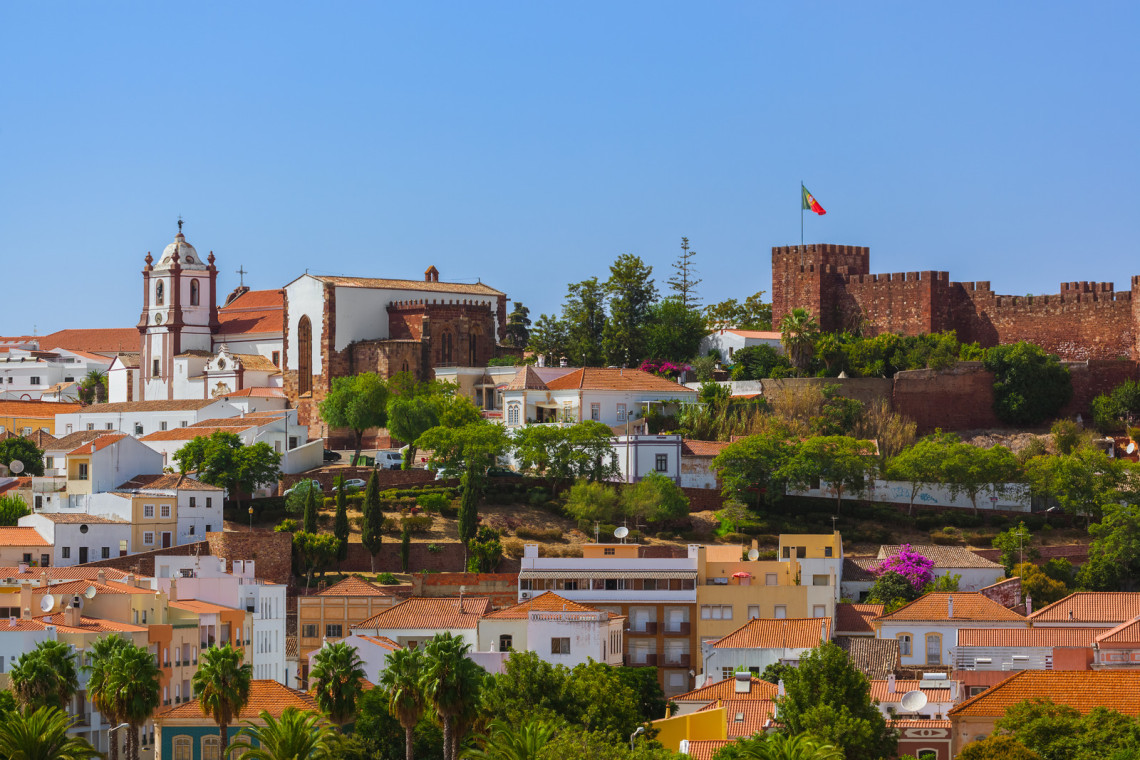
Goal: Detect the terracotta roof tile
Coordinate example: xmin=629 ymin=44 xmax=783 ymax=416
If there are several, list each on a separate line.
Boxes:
xmin=316 ymin=576 xmax=397 ymax=598
xmin=870 ymin=679 xmax=958 ymax=704
xmin=45 ymin=430 xmax=112 ymax=452
xmin=876 ymin=593 xmax=1026 ymax=623
xmin=170 ymin=599 xmax=243 ymax=614
xmin=0 ymin=567 xmax=129 ymax=581
xmin=30 ymin=513 xmax=127 ymax=524
xmin=33 ymin=579 xmax=153 ymax=596
xmin=483 ymin=591 xmax=617 ymax=620
xmin=890 ymin=719 xmax=952 ymax=729
xmin=231 ymin=354 xmax=279 ymax=373
xmin=33 ymin=613 xmax=149 ymax=634
xmin=836 ymin=603 xmax=883 ymax=634
xmin=158 ymin=680 xmax=318 ymax=721
xmin=0 ymin=528 xmax=50 ymax=547
xmin=67 ymin=433 xmax=128 ymax=456
xmin=0 ymin=400 xmax=82 ymax=419
xmin=504 ymin=365 xmax=549 ymax=391
xmin=835 ymin=636 xmax=900 ymax=679
xmin=140 ymin=425 xmax=258 ymax=442
xmin=81 ymin=399 xmax=223 ymax=414
xmin=1095 ymin=617 xmax=1140 ymax=645
xmin=544 ymin=368 xmax=695 ymax=394
xmin=956 ymin=627 xmax=1106 ymax=647
xmin=38 ymin=329 xmax=139 ymax=354
xmin=681 ymin=440 xmax=730 ymax=457
xmin=843 ymin=557 xmax=879 ymax=583
xmin=1028 ymin=592 xmax=1140 ymax=624
xmin=222 ymin=387 xmax=286 ymax=398
xmin=682 ymin=741 xmax=731 ymax=760
xmin=673 ymin=676 xmax=778 ymax=703
xmin=352 ymin=596 xmax=490 ymax=630
xmin=725 ymin=329 xmax=782 ymax=340
xmin=285 ymin=635 xmax=298 ymax=657
xmin=114 ymin=353 xmax=140 ymax=369
xmin=878 ymin=545 xmax=1002 ymax=569
xmin=222 ymin=289 xmax=285 ymax=311
xmin=949 ymin=670 xmax=1140 ymax=718
xmin=357 ymin=635 xmax=402 ymax=651
xmin=117 ymin=473 xmax=223 ymax=492
xmin=698 ymin=699 xmax=776 ymax=738
xmin=711 ymin=617 xmax=830 ymax=649
xmin=313 ymin=275 xmax=504 ymax=297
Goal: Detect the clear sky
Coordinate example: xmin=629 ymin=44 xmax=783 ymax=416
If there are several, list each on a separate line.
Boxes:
xmin=2 ymin=2 xmax=1137 ymax=334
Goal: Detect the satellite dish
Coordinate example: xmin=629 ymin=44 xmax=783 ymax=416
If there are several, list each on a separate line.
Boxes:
xmin=1128 ymin=443 xmax=1136 ymax=455
xmin=614 ymin=526 xmax=629 ymax=539
xmin=747 ymin=549 xmax=760 ymax=561
xmin=9 ymin=460 xmax=23 ymax=474
xmin=39 ymin=595 xmax=54 ymax=613
xmin=899 ymin=689 xmax=928 ymax=713
xmin=84 ymin=585 xmax=97 ymax=600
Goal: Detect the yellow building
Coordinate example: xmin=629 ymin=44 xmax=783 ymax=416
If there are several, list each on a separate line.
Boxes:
xmin=0 ymin=400 xmax=81 ymax=436
xmin=0 ymin=527 xmax=53 ymax=567
xmin=106 ymin=492 xmax=178 ymax=552
xmin=297 ymin=575 xmax=400 ymax=677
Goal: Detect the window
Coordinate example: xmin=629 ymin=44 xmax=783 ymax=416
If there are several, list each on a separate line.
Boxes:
xmin=101 ymin=547 xmax=110 ymax=559
xmin=190 ymin=279 xmax=200 ymax=306
xmin=507 ymin=403 xmax=520 ymax=426
xmin=297 ymin=315 xmax=313 ymax=396
xmin=302 ymin=624 xmax=318 ymax=638
xmin=105 ymin=422 xmax=114 ymax=429
xmin=590 ymin=402 xmax=600 ymax=420
xmin=897 ymin=634 xmax=912 ymax=656
xmin=326 ymin=624 xmax=343 ymax=638
xmin=603 ymin=547 xmax=615 ymax=555
xmin=968 ymin=685 xmax=987 ymax=697
xmin=189 ymin=526 xmax=195 ymax=535
xmin=206 ymin=497 xmax=212 ymax=508
xmin=161 ymin=505 xmax=171 ymax=518
xmin=499 ymin=635 xmax=513 ymax=652
xmin=765 ymin=573 xmax=777 ymax=586
xmin=747 ymin=605 xmax=760 ymax=620
xmin=44 ymin=456 xmax=53 ymax=469
xmin=616 ymin=403 xmax=627 ymax=422
xmin=700 ymin=605 xmax=733 ymax=620
xmin=813 ymin=605 xmax=826 ymax=618
xmin=925 ymin=634 xmax=942 ymax=665
xmin=812 ymin=574 xmax=830 ymax=586
xmin=29 ymin=376 xmax=40 ymax=385
xmin=153 ymin=359 xmax=161 ymax=377
xmin=189 ymin=497 xmax=197 ymax=508
xmin=86 ymin=423 xmax=94 ymax=430
xmin=34 ymin=495 xmax=42 ymax=509
xmin=181 ymin=420 xmax=188 ymax=427
xmin=824 ymin=546 xmax=833 ymax=557
xmin=135 ymin=423 xmax=144 ymax=435
xmin=64 ymin=376 xmax=74 ymax=383
xmin=206 ymin=524 xmax=212 ymax=532
xmin=201 ymin=734 xmax=220 ymax=760
xmin=272 ymin=351 xmax=280 ymax=367
xmin=172 ymin=737 xmax=191 ymax=760
xmin=144 ymin=532 xmax=154 ymax=546
xmin=144 ymin=505 xmax=154 ymax=518
xmin=78 ymin=464 xmax=89 ymax=481
xmin=62 ymin=547 xmax=70 ymax=559
xmin=160 ymin=421 xmax=168 ymax=431
xmin=155 ymin=281 xmax=165 ymax=306
xmin=774 ymin=605 xmax=787 ymax=619
xmin=551 ymin=637 xmax=570 ymax=655
xmin=655 ymin=454 xmax=668 ymax=472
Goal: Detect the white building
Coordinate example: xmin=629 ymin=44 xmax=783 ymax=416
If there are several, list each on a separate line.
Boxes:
xmin=872 ymin=593 xmax=1027 ymax=668
xmin=155 ymin=555 xmax=289 ymax=685
xmin=350 ymin=597 xmax=491 ymax=650
xmin=0 ymin=348 xmax=112 ymax=402
xmin=876 ymin=546 xmax=1005 ymax=593
xmin=54 ymin=398 xmax=240 ymax=439
xmin=612 ymin=434 xmax=682 ymax=484
xmin=780 ymin=534 xmax=845 ymax=604
xmin=19 ymin=513 xmax=132 ymax=567
xmin=477 ymin=592 xmax=624 ymax=668
xmin=106 ymin=473 xmax=226 ymax=546
xmin=700 ymin=329 xmax=784 ymax=362
xmin=138 ymin=409 xmax=316 ymax=474
xmin=307 ymin=633 xmax=400 ymax=684
xmin=698 ymin=617 xmax=831 ymax=682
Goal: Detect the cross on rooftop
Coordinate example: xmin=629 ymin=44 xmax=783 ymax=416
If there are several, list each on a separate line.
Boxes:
xmin=177 ymin=215 xmax=184 ymax=233
xmin=236 ymin=266 xmax=247 ymax=286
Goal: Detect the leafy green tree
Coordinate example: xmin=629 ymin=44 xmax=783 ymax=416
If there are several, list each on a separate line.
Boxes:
xmin=644 ymin=298 xmax=706 ymax=364
xmin=957 ymin=735 xmax=1041 ymax=760
xmin=419 ymin=632 xmax=485 ymax=760
xmin=77 ymin=369 xmax=109 ymax=404
xmin=621 ymin=472 xmax=689 ymax=525
xmin=192 ymin=643 xmax=253 ymax=752
xmin=537 ymin=728 xmax=682 ymax=760
xmin=388 ymin=399 xmax=440 ymax=470
xmin=1091 ymin=379 xmax=1140 ymax=433
xmin=667 ymin=237 xmax=701 ymax=309
xmin=1051 ymin=419 xmax=1084 ymax=455
xmin=992 ymin=522 xmax=1040 ymax=575
xmin=0 ymin=706 xmax=100 ymax=760
xmin=173 ymin=431 xmax=281 ymax=511
xmin=104 ymin=641 xmax=162 ymax=760
xmin=462 ymin=717 xmax=556 ymax=760
xmin=467 ymin=526 xmax=503 ymax=573
xmin=0 ymin=494 xmax=30 ymax=526
xmin=360 ymin=471 xmax=384 ymax=572
xmin=759 ymin=662 xmax=796 ymax=685
xmin=942 ymin=442 xmax=1020 ymax=516
xmin=1013 ymin=562 xmax=1069 ymax=606
xmin=711 ymin=430 xmax=798 ymax=508
xmin=780 ymin=436 xmax=876 ymax=515
xmin=319 ymin=372 xmax=389 ymax=465
xmin=732 ymin=344 xmax=793 ymax=380
xmin=983 ymin=342 xmax=1073 ymax=426
xmin=779 ymin=308 xmax=820 ymax=375
xmin=704 ymin=291 xmax=772 ymax=331
xmin=377 ymin=646 xmax=427 ymax=760
xmin=310 ymin=641 xmax=367 ymax=729
xmin=865 ymin=570 xmax=920 ymax=612
xmin=229 ymin=707 xmax=335 ymax=760
xmin=564 ymin=278 xmax=608 ymax=367
xmin=85 ymin=635 xmax=131 ymax=760
xmin=527 ymin=314 xmax=569 ymax=366
xmin=294 ymin=532 xmax=340 ymax=587
xmin=563 ymin=480 xmax=622 ymax=525
xmin=0 ymin=437 xmax=45 ymax=476
xmin=1025 ymin=447 xmax=1121 ymax=526
xmin=712 ymin=733 xmax=843 ymax=760
xmin=9 ymin=639 xmax=79 ymax=712
xmin=612 ymin=666 xmax=670 ymax=726
xmin=503 ymin=302 xmax=532 ymax=349
xmin=603 ymin=254 xmax=658 ymax=367
xmin=334 ymin=477 xmax=350 ymax=566
xmin=885 ymin=433 xmax=957 ymax=515
xmin=511 ymin=421 xmax=618 ymax=493
xmin=1086 ymin=502 xmax=1140 ymax=591
xmin=775 ymin=642 xmax=896 ymax=760
xmin=992 ymin=699 xmax=1140 ymax=760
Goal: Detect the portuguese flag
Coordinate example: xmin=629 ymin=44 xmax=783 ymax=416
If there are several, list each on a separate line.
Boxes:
xmin=802 ymin=185 xmax=826 ymax=215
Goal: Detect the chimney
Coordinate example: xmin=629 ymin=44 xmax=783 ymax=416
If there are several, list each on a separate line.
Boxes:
xmin=168 ymin=578 xmax=178 ymax=603
xmin=7 ymin=616 xmax=14 ymax=627
xmin=126 ymin=574 xmax=136 ymax=587
xmin=947 ymin=595 xmax=954 ymax=619
xmin=887 ymin=673 xmax=897 ymax=693
xmin=97 ymin=570 xmax=107 ymax=585
xmin=17 ymin=562 xmax=27 ymax=574
xmin=734 ymin=671 xmax=750 ymax=694
xmin=1025 ymin=595 xmax=1033 ymax=616
xmin=19 ymin=583 xmax=31 ymax=619
xmin=65 ymin=603 xmax=80 ymax=627
xmin=39 ymin=571 xmax=48 ymax=588
xmin=777 ymin=678 xmax=785 ymax=697
xmin=1069 ymin=609 xmax=1075 ymax=620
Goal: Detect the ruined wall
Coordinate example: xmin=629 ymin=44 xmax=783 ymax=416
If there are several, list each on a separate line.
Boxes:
xmin=892 ymin=363 xmax=999 ymax=433
xmin=206 ymin=531 xmax=294 ymax=584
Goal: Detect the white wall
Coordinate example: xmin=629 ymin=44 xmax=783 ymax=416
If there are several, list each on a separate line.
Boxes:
xmin=283 ymin=276 xmax=327 ymax=377
xmin=19 ymin=514 xmax=132 ymax=567
xmin=612 ymin=435 xmax=682 ymax=483
xmin=789 ymin=479 xmax=1032 ymax=513
xmin=55 ymin=400 xmax=240 ymax=438
xmin=89 ymin=438 xmax=166 ymax=493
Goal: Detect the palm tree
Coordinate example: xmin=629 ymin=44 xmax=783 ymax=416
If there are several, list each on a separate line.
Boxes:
xmin=461 ymin=718 xmax=555 ymax=760
xmin=379 ymin=647 xmax=425 ymax=760
xmin=192 ymin=644 xmax=253 ymax=751
xmin=228 ymin=707 xmax=334 ymax=760
xmin=779 ymin=308 xmax=820 ymax=374
xmin=85 ymin=635 xmax=131 ymax=760
xmin=104 ymin=642 xmax=162 ymax=760
xmin=77 ymin=370 xmax=108 ymax=404
xmin=0 ymin=706 xmax=100 ymax=760
xmin=309 ymin=641 xmax=366 ymax=729
xmin=732 ymin=733 xmax=844 ymax=760
xmin=420 ymin=633 xmax=483 ymax=760
xmin=9 ymin=639 xmax=79 ymax=712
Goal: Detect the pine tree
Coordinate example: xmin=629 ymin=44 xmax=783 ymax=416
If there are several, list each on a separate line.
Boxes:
xmin=503 ymin=302 xmax=532 ymax=348
xmin=303 ymin=485 xmax=318 ymax=534
xmin=359 ymin=472 xmax=383 ymax=572
xmin=333 ymin=477 xmax=349 ymax=566
xmin=603 ymin=254 xmax=657 ymax=366
xmin=667 ymin=236 xmax=702 ymax=309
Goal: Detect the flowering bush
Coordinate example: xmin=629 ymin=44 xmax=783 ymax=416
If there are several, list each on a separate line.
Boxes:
xmin=639 ymin=359 xmax=690 ymax=379
xmin=872 ymin=544 xmax=934 ymax=591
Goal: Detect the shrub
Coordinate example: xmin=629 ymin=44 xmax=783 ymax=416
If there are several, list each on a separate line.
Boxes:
xmin=655 ymin=531 xmax=675 ymax=540
xmin=426 ymin=543 xmax=443 ymax=554
xmin=515 ymin=526 xmax=564 ymax=541
xmin=502 ymin=538 xmax=525 ymax=559
xmin=930 ymin=527 xmax=964 ymax=545
xmin=274 ymin=518 xmax=298 ymax=533
xmin=417 ymin=492 xmax=450 ymax=511
xmin=527 ymin=488 xmax=551 ymax=507
xmin=755 ymin=549 xmax=778 ymax=560
xmin=564 ymin=480 xmax=621 ymax=524
xmin=721 ymin=531 xmax=748 ymax=543
xmin=376 ymin=572 xmax=398 ymax=585
xmin=983 ymin=341 xmax=1072 ymax=426
xmin=400 ymin=514 xmax=434 ymax=533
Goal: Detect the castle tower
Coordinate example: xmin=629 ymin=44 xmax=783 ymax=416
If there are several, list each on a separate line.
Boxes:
xmin=138 ymin=226 xmax=220 ymax=400
xmin=771 ymin=244 xmax=870 ymax=331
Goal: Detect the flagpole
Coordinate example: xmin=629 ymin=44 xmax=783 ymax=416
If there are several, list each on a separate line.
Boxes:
xmin=800 ymin=181 xmax=805 ymax=262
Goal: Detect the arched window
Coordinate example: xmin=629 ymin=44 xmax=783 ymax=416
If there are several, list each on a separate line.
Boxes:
xmin=896 ymin=634 xmax=912 ymax=656
xmin=190 ymin=279 xmax=200 ymax=306
xmin=401 ymin=360 xmax=409 ymax=373
xmin=155 ymin=280 xmax=164 ymax=306
xmin=297 ymin=315 xmax=312 ymax=396
xmin=440 ymin=330 xmax=453 ymax=364
xmin=469 ymin=335 xmax=477 ymax=366
xmin=172 ymin=737 xmax=192 ymax=760
xmin=507 ymin=403 xmax=520 ymax=426
xmin=202 ymin=736 xmax=221 ymax=760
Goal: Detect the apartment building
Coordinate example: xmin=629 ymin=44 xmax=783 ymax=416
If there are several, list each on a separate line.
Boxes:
xmin=295 ymin=575 xmax=401 ymax=677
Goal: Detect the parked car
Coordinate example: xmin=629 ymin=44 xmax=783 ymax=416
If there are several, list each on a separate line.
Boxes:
xmin=486 ymin=466 xmax=522 ymax=478
xmin=332 ymin=478 xmax=368 ymax=493
xmin=284 ymin=479 xmax=323 ymax=497
xmin=376 ymin=450 xmax=404 ymax=470
xmin=323 ymin=449 xmax=342 ymax=463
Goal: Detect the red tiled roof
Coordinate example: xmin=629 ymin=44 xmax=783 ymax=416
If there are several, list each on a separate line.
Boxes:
xmin=878 ymin=545 xmax=1002 ymax=569
xmin=38 ymin=329 xmax=139 ymax=354
xmin=957 ymin=627 xmax=1106 ymax=647
xmin=835 ymin=603 xmax=883 ymax=634
xmin=170 ymin=599 xmax=242 ymax=614
xmin=0 ymin=400 xmax=82 ymax=419
xmin=44 ymin=430 xmax=111 ymax=452
xmin=1028 ymin=592 xmax=1140 ymax=624
xmin=504 ymin=365 xmax=549 ymax=391
xmin=835 ymin=636 xmax=900 ymax=679
xmin=0 ymin=567 xmax=130 ymax=581
xmin=221 ymin=289 xmax=284 ymax=311
xmin=117 ymin=473 xmax=223 ymax=492
xmin=33 ymin=579 xmax=152 ymax=596
xmin=357 ymin=635 xmax=401 ymax=651
xmin=81 ymin=399 xmax=222 ymax=414
xmin=1095 ymin=617 xmax=1140 ymax=645
xmin=673 ymin=676 xmax=778 ymax=703
xmin=725 ymin=329 xmax=782 ymax=340
xmin=312 ymin=275 xmax=504 ymax=296
xmin=545 ymin=368 xmax=694 ymax=393
xmin=698 ymin=699 xmax=776 ymax=738
xmin=711 ymin=617 xmax=830 ymax=649
xmin=0 ymin=528 xmax=50 ymax=547
xmin=140 ymin=425 xmax=257 ymax=442
xmin=30 ymin=513 xmax=127 ymax=524
xmin=67 ymin=433 xmax=127 ymax=456
xmin=876 ymin=593 xmax=1026 ymax=623
xmin=949 ymin=670 xmax=1140 ymax=718
xmin=483 ymin=591 xmax=617 ymax=620
xmin=682 ymin=741 xmax=731 ymax=760
xmin=316 ymin=576 xmax=397 ymax=598
xmin=34 ymin=614 xmax=149 ymax=634
xmin=223 ymin=387 xmax=286 ymax=398
xmin=352 ymin=596 xmax=490 ymax=630
xmin=158 ymin=680 xmax=318 ymax=721
xmin=870 ymin=679 xmax=958 ymax=704
xmin=681 ymin=440 xmax=730 ymax=457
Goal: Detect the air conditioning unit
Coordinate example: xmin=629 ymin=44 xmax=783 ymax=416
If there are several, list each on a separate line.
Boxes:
xmin=520 ymin=592 xmax=531 ymax=599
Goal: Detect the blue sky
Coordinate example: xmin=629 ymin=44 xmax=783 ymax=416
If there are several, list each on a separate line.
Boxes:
xmin=2 ymin=2 xmax=1138 ymax=334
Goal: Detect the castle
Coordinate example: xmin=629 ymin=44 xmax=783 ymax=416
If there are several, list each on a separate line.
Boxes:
xmin=771 ymin=244 xmax=1140 ymax=361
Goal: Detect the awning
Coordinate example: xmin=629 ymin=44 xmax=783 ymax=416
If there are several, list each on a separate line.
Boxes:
xmin=535 ymin=402 xmax=562 ymax=409
xmin=731 ymin=572 xmax=752 ymax=578
xmin=519 ymin=570 xmax=697 ymax=580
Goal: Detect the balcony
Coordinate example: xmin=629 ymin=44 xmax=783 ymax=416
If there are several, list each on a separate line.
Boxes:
xmin=664 ymin=653 xmax=691 ymax=668
xmin=624 ymin=653 xmax=659 ymax=667
xmin=664 ymin=622 xmax=691 ymax=636
xmin=630 ymin=622 xmax=658 ymax=635
xmin=73 ymin=714 xmax=91 ymax=727
xmin=163 ymin=661 xmax=171 ymax=668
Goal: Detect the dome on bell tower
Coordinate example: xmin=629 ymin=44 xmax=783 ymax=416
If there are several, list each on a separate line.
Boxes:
xmin=156 ymin=231 xmax=208 ymax=271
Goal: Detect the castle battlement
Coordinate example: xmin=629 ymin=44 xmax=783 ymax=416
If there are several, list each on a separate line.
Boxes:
xmin=842 ymin=271 xmax=950 ymax=285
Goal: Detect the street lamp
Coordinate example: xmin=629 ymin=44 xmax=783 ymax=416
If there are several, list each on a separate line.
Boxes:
xmin=630 ymin=726 xmax=645 ymax=751
xmin=108 ymin=723 xmax=130 ymax=753
xmin=248 ymin=506 xmax=254 ymax=532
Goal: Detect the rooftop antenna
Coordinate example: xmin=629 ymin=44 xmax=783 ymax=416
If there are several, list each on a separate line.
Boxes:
xmin=39 ymin=595 xmax=53 ymax=613
xmin=594 ymin=521 xmax=600 ymax=543
xmin=614 ymin=526 xmax=629 ymax=544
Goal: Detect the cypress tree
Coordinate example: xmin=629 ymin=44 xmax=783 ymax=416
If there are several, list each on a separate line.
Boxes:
xmin=303 ymin=484 xmax=318 ymax=534
xmin=457 ymin=464 xmax=480 ymax=568
xmin=360 ymin=471 xmax=383 ymax=572
xmin=333 ymin=476 xmax=349 ymax=566
xmin=399 ymin=527 xmax=411 ymax=573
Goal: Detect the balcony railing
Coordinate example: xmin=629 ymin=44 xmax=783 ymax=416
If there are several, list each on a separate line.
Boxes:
xmin=625 ymin=653 xmax=658 ymax=667
xmin=664 ymin=622 xmax=691 ymax=635
xmin=631 ymin=622 xmax=658 ymax=635
xmin=664 ymin=653 xmax=691 ymax=667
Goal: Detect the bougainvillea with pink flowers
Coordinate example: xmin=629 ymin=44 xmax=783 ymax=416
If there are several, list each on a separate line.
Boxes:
xmin=871 ymin=544 xmax=934 ymax=591
xmin=638 ymin=360 xmax=690 ymax=379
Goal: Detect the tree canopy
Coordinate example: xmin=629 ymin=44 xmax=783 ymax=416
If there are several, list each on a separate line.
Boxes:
xmin=319 ymin=372 xmax=389 ymax=463
xmin=172 ymin=431 xmax=280 ymax=509
xmin=0 ymin=437 xmax=44 ymax=476
xmin=983 ymin=341 xmax=1073 ymax=426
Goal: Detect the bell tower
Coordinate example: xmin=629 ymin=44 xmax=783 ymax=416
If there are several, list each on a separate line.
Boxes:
xmin=138 ymin=222 xmax=220 ymax=399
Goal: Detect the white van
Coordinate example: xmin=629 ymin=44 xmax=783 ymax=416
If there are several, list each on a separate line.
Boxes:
xmin=377 ymin=450 xmax=404 ymax=470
